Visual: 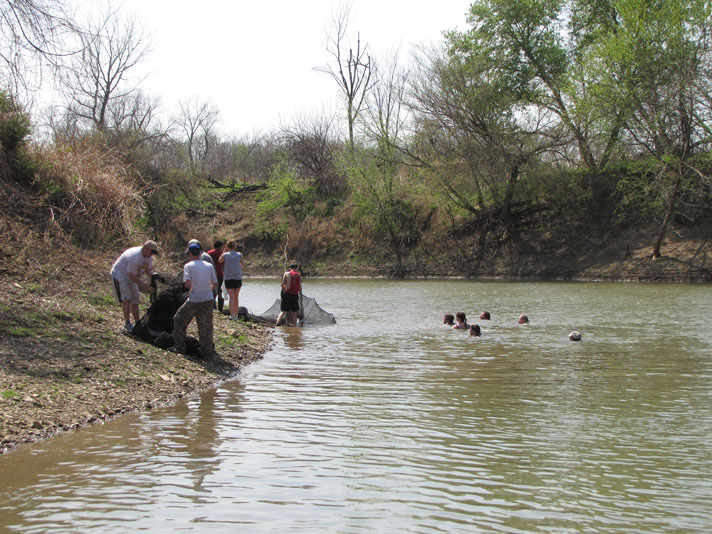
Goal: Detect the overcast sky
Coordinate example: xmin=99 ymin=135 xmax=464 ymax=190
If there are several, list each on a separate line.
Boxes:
xmin=107 ymin=0 xmax=472 ymax=136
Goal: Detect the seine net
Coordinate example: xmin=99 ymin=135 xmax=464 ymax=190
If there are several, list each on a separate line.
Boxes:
xmin=259 ymin=295 xmax=336 ymax=325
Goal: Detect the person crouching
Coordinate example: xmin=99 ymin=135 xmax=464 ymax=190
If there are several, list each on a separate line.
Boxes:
xmin=172 ymin=242 xmax=218 ymax=359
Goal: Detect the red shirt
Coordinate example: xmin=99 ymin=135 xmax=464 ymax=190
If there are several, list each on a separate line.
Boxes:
xmin=207 ymin=249 xmax=224 ymax=278
xmin=284 ymin=269 xmax=301 ymax=294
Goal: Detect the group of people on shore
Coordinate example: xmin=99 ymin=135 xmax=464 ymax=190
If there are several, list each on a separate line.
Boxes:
xmin=110 ymin=238 xmax=304 ymax=359
xmin=444 ymin=311 xmax=529 ymax=338
xmin=444 ymin=311 xmax=581 ymax=341
xmin=110 ymin=239 xmax=254 ymax=359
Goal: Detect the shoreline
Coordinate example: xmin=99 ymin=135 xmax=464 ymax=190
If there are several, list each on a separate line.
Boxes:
xmin=0 ymin=317 xmax=273 ymax=455
xmin=0 ymin=258 xmax=274 ymax=455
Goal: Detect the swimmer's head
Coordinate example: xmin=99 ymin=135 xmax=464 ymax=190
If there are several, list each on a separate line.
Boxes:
xmin=443 ymin=313 xmax=454 ymax=325
xmin=569 ymin=331 xmax=582 ymax=341
xmin=518 ymin=314 xmax=529 ymax=324
xmin=470 ymin=324 xmax=481 ymax=337
xmin=456 ymin=312 xmax=467 ymax=323
xmin=480 ymin=311 xmax=490 ymax=320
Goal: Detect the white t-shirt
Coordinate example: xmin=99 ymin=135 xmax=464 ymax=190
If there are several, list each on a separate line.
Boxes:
xmin=183 ymin=259 xmax=217 ymax=302
xmin=110 ymin=246 xmax=153 ymax=283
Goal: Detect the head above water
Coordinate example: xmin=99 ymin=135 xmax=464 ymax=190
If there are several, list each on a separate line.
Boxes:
xmin=470 ymin=324 xmax=481 ymax=337
xmin=480 ymin=311 xmax=490 ymax=320
xmin=569 ymin=331 xmax=582 ymax=341
xmin=518 ymin=314 xmax=529 ymax=324
xmin=443 ymin=313 xmax=454 ymax=325
xmin=455 ymin=312 xmax=467 ymax=323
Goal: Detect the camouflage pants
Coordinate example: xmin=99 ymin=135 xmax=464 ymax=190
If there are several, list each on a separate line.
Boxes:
xmin=173 ymin=299 xmax=214 ymax=358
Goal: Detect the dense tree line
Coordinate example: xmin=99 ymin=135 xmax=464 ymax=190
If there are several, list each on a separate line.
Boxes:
xmin=2 ymin=0 xmax=711 ymax=270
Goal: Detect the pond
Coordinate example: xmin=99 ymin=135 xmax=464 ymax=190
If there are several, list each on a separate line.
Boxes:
xmin=1 ymin=279 xmax=711 ymax=533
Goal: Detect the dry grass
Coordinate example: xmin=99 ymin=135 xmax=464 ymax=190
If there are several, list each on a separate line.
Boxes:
xmin=28 ymin=141 xmax=145 ymax=246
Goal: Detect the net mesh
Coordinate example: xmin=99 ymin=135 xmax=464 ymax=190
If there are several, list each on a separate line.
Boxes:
xmin=259 ymin=294 xmax=336 ymax=325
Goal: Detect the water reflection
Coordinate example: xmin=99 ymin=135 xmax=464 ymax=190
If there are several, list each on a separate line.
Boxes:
xmin=280 ymin=326 xmax=304 ymax=351
xmin=1 ymin=280 xmax=711 ymax=533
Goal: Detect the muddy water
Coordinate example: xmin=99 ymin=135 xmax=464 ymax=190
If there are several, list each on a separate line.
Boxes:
xmin=1 ymin=279 xmax=711 ymax=533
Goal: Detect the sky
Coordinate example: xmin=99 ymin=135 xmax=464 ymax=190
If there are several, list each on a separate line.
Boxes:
xmin=106 ymin=0 xmax=472 ymax=137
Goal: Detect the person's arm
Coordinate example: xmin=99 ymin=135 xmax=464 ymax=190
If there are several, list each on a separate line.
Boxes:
xmin=183 ymin=264 xmax=192 ymax=291
xmin=128 ymin=271 xmax=155 ymax=292
xmin=281 ymin=272 xmax=290 ymax=291
xmin=219 ymin=253 xmax=225 ymax=264
xmin=210 ymin=265 xmax=218 ymax=291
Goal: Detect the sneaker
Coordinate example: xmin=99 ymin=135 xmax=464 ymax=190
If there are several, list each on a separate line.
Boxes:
xmin=124 ymin=321 xmax=134 ymax=333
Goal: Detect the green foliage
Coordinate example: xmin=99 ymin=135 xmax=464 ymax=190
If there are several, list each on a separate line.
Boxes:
xmin=610 ymin=162 xmax=660 ymax=225
xmin=0 ymin=92 xmax=31 ymax=155
xmin=0 ymin=91 xmax=33 ymax=183
xmin=2 ymin=390 xmax=18 ymax=399
xmin=253 ymin=218 xmax=288 ymax=241
xmin=257 ymin=159 xmax=317 ymax=220
xmin=9 ymin=326 xmax=35 ymax=337
xmin=324 ymin=197 xmax=343 ymax=216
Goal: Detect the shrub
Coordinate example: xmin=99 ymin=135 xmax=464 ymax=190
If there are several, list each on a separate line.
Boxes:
xmin=0 ymin=91 xmax=32 ymax=183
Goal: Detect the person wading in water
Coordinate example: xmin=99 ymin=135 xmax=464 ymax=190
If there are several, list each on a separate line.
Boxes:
xmin=276 ymin=260 xmax=302 ymax=326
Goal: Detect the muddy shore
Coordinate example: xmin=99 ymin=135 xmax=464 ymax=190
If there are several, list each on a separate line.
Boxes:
xmin=0 ymin=250 xmax=273 ymax=455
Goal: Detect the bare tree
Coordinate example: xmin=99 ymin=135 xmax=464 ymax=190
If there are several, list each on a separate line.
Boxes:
xmin=0 ymin=0 xmax=79 ymax=94
xmin=177 ymin=96 xmax=219 ymax=174
xmin=362 ymin=53 xmax=409 ymax=153
xmin=315 ymin=1 xmax=374 ymax=152
xmin=61 ymin=7 xmax=151 ymax=134
xmin=281 ymin=112 xmax=342 ymax=196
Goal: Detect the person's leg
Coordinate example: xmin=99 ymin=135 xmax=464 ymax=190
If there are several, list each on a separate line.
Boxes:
xmin=121 ymin=300 xmax=132 ymax=322
xmin=128 ymin=282 xmax=141 ymax=323
xmin=228 ymin=288 xmax=238 ymax=316
xmin=172 ymin=301 xmax=194 ymax=353
xmin=233 ymin=286 xmax=241 ymax=313
xmin=216 ymin=276 xmax=224 ymax=312
xmin=195 ymin=301 xmax=214 ymax=358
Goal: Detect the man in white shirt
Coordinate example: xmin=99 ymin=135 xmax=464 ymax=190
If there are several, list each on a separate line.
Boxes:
xmin=172 ymin=242 xmax=218 ymax=359
xmin=110 ymin=240 xmax=159 ymax=332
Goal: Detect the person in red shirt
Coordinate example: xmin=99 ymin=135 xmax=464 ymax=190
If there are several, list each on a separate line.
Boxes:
xmin=206 ymin=240 xmax=225 ymax=312
xmin=276 ymin=260 xmax=302 ymax=326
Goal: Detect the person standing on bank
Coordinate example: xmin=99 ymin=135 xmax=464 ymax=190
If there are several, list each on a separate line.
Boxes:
xmin=110 ymin=240 xmax=159 ymax=333
xmin=172 ymin=242 xmax=218 ymax=359
xmin=219 ymin=240 xmax=245 ymax=321
xmin=276 ymin=260 xmax=302 ymax=326
xmin=207 ymin=240 xmax=225 ymax=312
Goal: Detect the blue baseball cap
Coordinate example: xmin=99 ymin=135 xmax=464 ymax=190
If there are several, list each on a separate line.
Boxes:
xmin=188 ymin=243 xmax=202 ymax=254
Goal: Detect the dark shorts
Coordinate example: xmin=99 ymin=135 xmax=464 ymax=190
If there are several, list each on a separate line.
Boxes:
xmin=225 ymin=279 xmax=242 ymax=289
xmin=280 ymin=292 xmax=300 ymax=312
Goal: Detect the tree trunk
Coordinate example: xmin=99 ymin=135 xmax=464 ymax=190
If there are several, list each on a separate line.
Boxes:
xmin=500 ymin=165 xmax=519 ymax=235
xmin=652 ymin=171 xmax=683 ymax=259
